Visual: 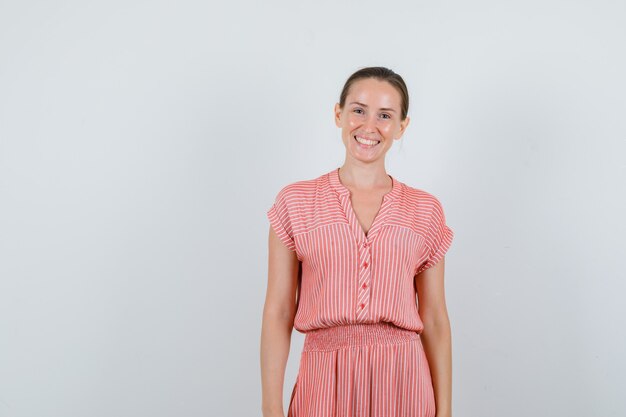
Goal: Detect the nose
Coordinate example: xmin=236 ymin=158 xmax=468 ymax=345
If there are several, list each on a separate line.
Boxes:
xmin=363 ymin=113 xmax=377 ymax=133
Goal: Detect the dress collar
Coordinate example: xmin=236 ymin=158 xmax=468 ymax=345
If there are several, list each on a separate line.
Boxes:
xmin=328 ymin=167 xmax=400 ymax=203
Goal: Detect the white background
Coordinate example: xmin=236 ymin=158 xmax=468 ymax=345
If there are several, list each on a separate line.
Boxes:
xmin=1 ymin=1 xmax=625 ymax=416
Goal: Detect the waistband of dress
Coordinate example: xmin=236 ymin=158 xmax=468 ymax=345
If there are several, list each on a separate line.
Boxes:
xmin=302 ymin=322 xmax=420 ymax=352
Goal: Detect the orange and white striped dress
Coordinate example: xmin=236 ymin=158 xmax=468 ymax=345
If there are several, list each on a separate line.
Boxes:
xmin=267 ymin=167 xmax=454 ymax=417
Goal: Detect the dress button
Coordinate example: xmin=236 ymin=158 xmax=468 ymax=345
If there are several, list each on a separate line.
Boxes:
xmin=362 ymin=283 xmax=367 ymax=289
xmin=363 ymin=261 xmax=368 ymax=268
xmin=360 ymin=303 xmax=365 ymax=308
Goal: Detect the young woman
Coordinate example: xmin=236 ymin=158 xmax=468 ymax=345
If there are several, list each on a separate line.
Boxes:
xmin=261 ymin=66 xmax=454 ymax=417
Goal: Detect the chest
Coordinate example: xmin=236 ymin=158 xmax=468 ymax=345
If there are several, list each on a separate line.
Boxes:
xmin=349 ymin=191 xmax=386 ymax=236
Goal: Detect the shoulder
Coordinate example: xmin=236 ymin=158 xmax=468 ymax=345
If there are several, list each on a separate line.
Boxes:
xmin=397 ymin=181 xmax=452 ymax=246
xmin=399 ymin=181 xmax=446 ymax=213
xmin=271 ymin=171 xmax=330 ymax=206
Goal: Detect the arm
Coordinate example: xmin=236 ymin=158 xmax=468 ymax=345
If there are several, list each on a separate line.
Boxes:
xmin=260 ymin=226 xmax=300 ymax=417
xmin=415 ymin=257 xmax=452 ymax=417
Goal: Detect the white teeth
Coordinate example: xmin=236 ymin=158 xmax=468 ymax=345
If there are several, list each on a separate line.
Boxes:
xmin=355 ymin=136 xmax=380 ymax=146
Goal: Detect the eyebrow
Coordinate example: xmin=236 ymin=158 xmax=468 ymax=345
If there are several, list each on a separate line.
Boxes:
xmin=348 ymin=101 xmax=397 ymax=113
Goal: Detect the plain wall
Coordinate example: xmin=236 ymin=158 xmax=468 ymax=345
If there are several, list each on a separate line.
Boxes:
xmin=1 ymin=1 xmax=625 ymax=416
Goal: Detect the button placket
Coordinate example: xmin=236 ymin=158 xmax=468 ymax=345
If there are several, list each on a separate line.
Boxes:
xmin=356 ymin=240 xmax=372 ymax=319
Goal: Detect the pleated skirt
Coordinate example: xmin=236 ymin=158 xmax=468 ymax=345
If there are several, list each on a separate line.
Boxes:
xmin=287 ymin=322 xmax=436 ymax=417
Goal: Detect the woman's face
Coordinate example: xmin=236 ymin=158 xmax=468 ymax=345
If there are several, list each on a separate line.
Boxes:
xmin=334 ymin=77 xmax=410 ymax=164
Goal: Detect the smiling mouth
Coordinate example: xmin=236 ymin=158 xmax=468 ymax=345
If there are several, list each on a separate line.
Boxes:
xmin=354 ymin=135 xmax=381 ymax=146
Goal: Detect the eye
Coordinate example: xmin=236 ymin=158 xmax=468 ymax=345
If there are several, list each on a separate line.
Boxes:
xmin=380 ymin=113 xmax=391 ymax=119
xmin=353 ymin=108 xmax=364 ymax=114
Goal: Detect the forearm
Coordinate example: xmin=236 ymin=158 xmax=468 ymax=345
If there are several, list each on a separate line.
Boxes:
xmin=260 ymin=311 xmax=293 ymax=417
xmin=420 ymin=317 xmax=452 ymax=417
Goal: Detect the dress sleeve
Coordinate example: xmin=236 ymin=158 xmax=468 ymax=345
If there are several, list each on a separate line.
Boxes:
xmin=266 ymin=186 xmax=297 ymax=252
xmin=415 ymin=196 xmax=454 ymax=275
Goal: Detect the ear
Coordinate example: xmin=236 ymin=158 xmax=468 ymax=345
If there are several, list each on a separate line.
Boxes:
xmin=396 ymin=116 xmax=410 ymax=139
xmin=334 ymin=103 xmax=342 ymax=127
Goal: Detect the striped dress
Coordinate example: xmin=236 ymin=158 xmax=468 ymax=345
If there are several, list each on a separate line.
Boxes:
xmin=267 ymin=167 xmax=454 ymax=417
